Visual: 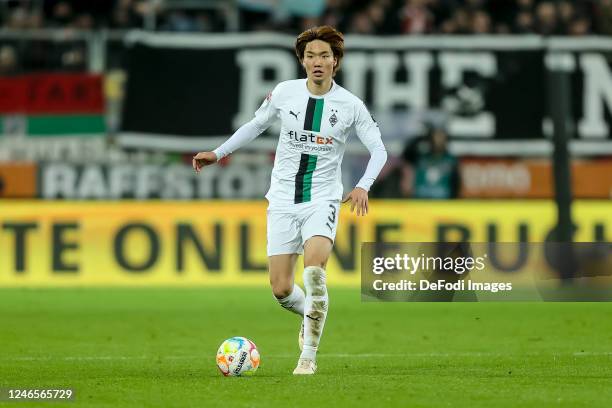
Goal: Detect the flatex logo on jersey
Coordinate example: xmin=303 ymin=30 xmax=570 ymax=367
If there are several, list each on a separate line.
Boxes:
xmin=288 ymin=130 xmax=333 ymax=145
xmin=286 ymin=130 xmax=334 ymax=153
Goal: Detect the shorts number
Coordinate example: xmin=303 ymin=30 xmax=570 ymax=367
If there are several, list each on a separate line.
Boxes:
xmin=325 ymin=204 xmax=337 ymax=232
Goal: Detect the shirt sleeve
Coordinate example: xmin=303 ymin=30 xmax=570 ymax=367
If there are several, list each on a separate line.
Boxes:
xmin=353 ymin=102 xmax=388 ymax=191
xmin=213 ymin=85 xmax=280 ymax=160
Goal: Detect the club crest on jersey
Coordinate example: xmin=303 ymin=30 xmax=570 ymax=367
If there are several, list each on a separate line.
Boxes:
xmin=329 ymin=109 xmax=338 ymax=127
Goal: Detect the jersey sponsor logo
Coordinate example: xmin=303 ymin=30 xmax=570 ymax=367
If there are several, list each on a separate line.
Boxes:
xmin=288 ymin=130 xmax=333 ymax=145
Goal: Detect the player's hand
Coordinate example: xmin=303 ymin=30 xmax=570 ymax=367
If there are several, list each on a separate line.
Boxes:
xmin=192 ymin=151 xmax=217 ymax=173
xmin=342 ymin=187 xmax=369 ymax=216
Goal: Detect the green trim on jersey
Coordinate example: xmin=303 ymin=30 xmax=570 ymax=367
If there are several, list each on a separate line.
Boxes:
xmin=294 ymin=153 xmax=318 ymax=203
xmin=312 ymin=98 xmax=324 ymax=132
xmin=297 ymin=97 xmax=323 ymax=203
xmin=304 ymin=98 xmax=324 ymax=132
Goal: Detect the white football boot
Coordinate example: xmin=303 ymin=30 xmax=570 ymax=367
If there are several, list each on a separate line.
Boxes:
xmin=292 ymin=358 xmax=317 ymax=375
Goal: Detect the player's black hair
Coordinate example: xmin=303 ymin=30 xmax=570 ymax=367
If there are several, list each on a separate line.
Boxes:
xmin=295 ymin=25 xmax=344 ymax=76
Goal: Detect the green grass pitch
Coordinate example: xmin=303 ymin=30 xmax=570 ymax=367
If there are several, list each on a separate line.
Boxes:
xmin=1 ymin=287 xmax=611 ymax=407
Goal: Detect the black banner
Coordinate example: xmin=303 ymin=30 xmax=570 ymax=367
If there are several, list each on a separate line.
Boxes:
xmin=120 ymin=33 xmax=612 ymax=155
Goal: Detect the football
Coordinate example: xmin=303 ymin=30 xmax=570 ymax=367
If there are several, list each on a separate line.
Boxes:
xmin=216 ymin=337 xmax=260 ymax=376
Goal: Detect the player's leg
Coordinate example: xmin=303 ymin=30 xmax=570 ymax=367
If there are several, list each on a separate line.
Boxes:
xmin=293 ymin=236 xmax=331 ymax=375
xmin=267 ymin=209 xmax=306 ymax=317
xmin=269 ymin=254 xmax=304 ymax=316
xmin=293 ymin=201 xmax=339 ymax=375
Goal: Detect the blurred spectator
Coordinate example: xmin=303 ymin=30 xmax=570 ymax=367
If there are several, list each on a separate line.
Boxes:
xmin=73 ymin=13 xmax=94 ymax=30
xmin=318 ymin=0 xmax=348 ymax=30
xmin=595 ymin=0 xmax=612 ymax=35
xmin=440 ymin=7 xmax=471 ymax=34
xmin=400 ymin=126 xmax=460 ymax=199
xmin=6 ymin=7 xmax=29 ymax=30
xmin=400 ymin=0 xmax=434 ymax=34
xmin=60 ymin=46 xmax=86 ymax=71
xmin=366 ymin=2 xmax=387 ymax=34
xmin=111 ymin=0 xmax=143 ymax=29
xmin=0 ymin=45 xmax=19 ymax=75
xmin=517 ymin=0 xmax=535 ymax=12
xmin=514 ymin=10 xmax=535 ymax=33
xmin=48 ymin=1 xmax=74 ymax=27
xmin=28 ymin=10 xmax=45 ymax=29
xmin=472 ymin=10 xmax=491 ymax=34
xmin=557 ymin=0 xmax=576 ymax=33
xmin=348 ymin=11 xmax=376 ymax=34
xmin=569 ymin=15 xmax=592 ymax=36
xmin=535 ymin=1 xmax=559 ymax=35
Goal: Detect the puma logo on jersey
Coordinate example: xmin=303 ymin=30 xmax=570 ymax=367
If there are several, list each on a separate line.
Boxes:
xmin=289 ymin=110 xmax=300 ymax=120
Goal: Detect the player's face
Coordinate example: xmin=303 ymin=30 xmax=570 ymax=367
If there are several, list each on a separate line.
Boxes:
xmin=302 ymin=40 xmax=337 ymax=85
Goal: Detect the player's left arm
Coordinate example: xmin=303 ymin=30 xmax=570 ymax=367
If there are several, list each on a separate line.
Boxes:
xmin=342 ymin=102 xmax=388 ymax=216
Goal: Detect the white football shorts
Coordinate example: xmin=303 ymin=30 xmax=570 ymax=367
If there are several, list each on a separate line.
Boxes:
xmin=266 ymin=200 xmax=340 ymax=256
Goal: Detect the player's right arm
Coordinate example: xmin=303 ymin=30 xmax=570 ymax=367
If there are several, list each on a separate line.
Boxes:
xmin=193 ymin=85 xmax=282 ymax=173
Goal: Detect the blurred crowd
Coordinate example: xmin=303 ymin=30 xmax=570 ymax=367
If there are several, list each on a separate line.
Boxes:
xmin=246 ymin=0 xmax=611 ymax=36
xmin=0 ymin=0 xmax=610 ymax=36
xmin=1 ymin=0 xmax=611 ymax=75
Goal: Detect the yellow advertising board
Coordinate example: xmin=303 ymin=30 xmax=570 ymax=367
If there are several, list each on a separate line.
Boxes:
xmin=0 ymin=200 xmax=609 ymax=287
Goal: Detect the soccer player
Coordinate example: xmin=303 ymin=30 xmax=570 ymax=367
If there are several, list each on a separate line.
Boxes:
xmin=193 ymin=26 xmax=387 ymax=375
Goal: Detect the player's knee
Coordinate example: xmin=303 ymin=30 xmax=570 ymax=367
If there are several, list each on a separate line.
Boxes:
xmin=270 ymin=280 xmax=292 ymax=299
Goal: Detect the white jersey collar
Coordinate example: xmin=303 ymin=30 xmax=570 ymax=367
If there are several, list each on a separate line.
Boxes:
xmin=304 ymin=78 xmax=337 ymax=99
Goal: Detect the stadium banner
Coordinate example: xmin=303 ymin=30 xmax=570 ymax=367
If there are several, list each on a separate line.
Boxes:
xmin=120 ymin=33 xmax=612 ymax=155
xmin=35 ymin=157 xmax=612 ymax=200
xmin=460 ymin=158 xmax=612 ymax=198
xmin=361 ymin=242 xmax=612 ymax=302
xmin=37 ymin=158 xmax=273 ymax=200
xmin=0 ymin=73 xmax=105 ymax=137
xmin=0 ymin=201 xmax=609 ymax=287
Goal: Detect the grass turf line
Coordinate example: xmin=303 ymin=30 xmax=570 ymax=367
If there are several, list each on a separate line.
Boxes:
xmin=0 ymin=288 xmax=611 ymax=408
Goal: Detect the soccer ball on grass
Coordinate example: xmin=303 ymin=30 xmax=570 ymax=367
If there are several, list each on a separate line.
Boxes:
xmin=216 ymin=337 xmax=260 ymax=376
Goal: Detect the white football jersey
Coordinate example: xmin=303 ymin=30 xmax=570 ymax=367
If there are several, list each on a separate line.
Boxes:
xmin=252 ymin=79 xmax=382 ymax=206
